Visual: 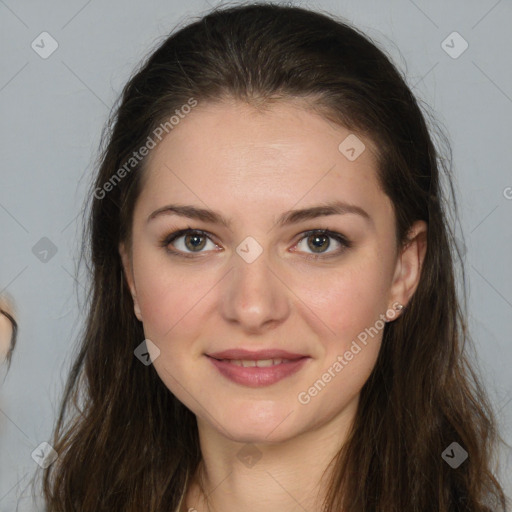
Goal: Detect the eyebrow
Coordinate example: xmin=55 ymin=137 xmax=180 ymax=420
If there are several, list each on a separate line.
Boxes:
xmin=146 ymin=200 xmax=372 ymax=228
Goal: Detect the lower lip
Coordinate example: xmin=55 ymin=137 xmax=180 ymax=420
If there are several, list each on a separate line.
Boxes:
xmin=207 ymin=356 xmax=310 ymax=387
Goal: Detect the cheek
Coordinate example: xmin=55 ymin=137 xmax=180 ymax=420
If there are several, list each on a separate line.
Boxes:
xmin=297 ymin=265 xmax=387 ymax=410
xmin=132 ymin=251 xmax=214 ymax=341
xmin=134 ymin=266 xmax=209 ymax=395
xmin=299 ymin=257 xmax=391 ymax=343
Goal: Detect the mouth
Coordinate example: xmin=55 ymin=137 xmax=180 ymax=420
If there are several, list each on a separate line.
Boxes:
xmin=205 ymin=349 xmax=310 ymax=387
xmin=206 ymin=348 xmax=308 ymax=361
xmin=208 ymin=357 xmax=301 ymax=367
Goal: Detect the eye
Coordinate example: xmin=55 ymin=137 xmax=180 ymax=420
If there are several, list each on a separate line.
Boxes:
xmin=160 ymin=228 xmax=352 ymax=259
xmin=160 ymin=229 xmax=219 ymax=257
xmin=293 ymin=229 xmax=351 ymax=259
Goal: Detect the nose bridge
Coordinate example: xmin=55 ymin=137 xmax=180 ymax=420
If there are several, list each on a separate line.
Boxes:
xmin=220 ymin=237 xmax=290 ymax=331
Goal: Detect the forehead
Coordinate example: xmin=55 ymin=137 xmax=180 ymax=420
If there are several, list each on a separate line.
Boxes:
xmin=135 ymin=99 xmax=390 ymax=227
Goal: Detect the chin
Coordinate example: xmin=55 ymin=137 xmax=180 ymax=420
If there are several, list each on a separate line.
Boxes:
xmin=214 ymin=405 xmax=302 ymax=444
xmin=221 ymin=425 xmax=294 ymax=445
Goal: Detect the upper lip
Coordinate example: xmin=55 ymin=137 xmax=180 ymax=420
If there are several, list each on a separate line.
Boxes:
xmin=207 ymin=349 xmax=308 ymax=361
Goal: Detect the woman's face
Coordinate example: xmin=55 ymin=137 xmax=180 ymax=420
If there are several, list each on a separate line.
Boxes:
xmin=0 ymin=300 xmax=14 ymax=364
xmin=120 ymin=99 xmax=425 ymax=443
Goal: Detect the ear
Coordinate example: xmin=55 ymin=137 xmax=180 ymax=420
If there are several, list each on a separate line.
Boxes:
xmin=119 ymin=242 xmax=143 ymax=321
xmin=388 ymin=220 xmax=427 ymax=315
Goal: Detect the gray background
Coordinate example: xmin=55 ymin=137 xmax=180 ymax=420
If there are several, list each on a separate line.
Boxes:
xmin=0 ymin=0 xmax=511 ymax=509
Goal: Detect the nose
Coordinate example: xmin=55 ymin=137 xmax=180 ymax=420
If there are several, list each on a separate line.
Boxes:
xmin=220 ymin=246 xmax=291 ymax=333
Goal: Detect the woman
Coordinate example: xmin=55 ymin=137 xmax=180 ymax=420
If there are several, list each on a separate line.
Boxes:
xmin=42 ymin=3 xmax=509 ymax=511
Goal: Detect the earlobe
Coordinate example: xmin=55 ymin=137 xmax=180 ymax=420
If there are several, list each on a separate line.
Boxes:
xmin=132 ymin=297 xmax=143 ymax=322
xmin=118 ymin=242 xmax=143 ymax=322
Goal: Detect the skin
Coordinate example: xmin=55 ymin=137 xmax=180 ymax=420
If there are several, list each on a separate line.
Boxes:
xmin=119 ymin=98 xmax=427 ymax=512
xmin=0 ymin=298 xmax=15 ymax=364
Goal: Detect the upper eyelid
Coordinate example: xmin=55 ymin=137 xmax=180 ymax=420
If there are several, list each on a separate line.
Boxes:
xmin=167 ymin=228 xmax=219 ymax=245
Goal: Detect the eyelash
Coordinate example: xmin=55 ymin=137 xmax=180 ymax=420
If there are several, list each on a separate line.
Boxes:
xmin=159 ymin=227 xmax=352 ymax=260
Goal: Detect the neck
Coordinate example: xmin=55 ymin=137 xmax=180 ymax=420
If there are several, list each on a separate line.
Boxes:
xmin=183 ymin=399 xmax=357 ymax=512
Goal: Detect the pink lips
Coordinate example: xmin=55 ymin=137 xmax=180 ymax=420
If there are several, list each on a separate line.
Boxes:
xmin=207 ymin=348 xmax=307 ymax=361
xmin=206 ymin=348 xmax=310 ymax=387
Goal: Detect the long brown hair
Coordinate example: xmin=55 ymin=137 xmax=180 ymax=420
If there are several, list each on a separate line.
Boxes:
xmin=42 ymin=3 xmax=509 ymax=511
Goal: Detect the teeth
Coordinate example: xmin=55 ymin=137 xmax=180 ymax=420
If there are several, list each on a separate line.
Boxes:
xmin=256 ymin=359 xmax=277 ymax=367
xmin=223 ymin=358 xmax=292 ymax=367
